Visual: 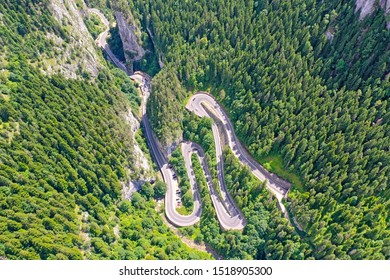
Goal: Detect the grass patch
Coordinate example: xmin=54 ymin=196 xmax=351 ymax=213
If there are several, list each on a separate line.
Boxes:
xmin=182 ymin=93 xmax=193 ymax=107
xmin=259 ymin=152 xmax=304 ymax=191
xmin=176 ymin=206 xmax=189 ymax=215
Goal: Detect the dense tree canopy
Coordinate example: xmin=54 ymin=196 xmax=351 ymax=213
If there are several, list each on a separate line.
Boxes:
xmin=183 ymin=115 xmax=310 ymax=259
xmin=0 ymin=0 xmax=210 ymax=260
xmin=136 ymin=0 xmax=389 ymax=259
xmin=1 ymin=0 xmax=388 ymax=260
xmin=147 ymin=68 xmax=187 ymax=146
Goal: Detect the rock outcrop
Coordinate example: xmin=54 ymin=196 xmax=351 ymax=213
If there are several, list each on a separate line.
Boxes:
xmin=380 ymin=0 xmax=390 ymax=13
xmin=115 ymin=11 xmax=145 ymax=74
xmin=121 ymin=99 xmax=153 ymax=200
xmin=355 ymin=0 xmax=377 ymax=20
xmin=146 ymin=25 xmax=165 ymax=69
xmin=48 ymin=0 xmax=101 ymax=78
xmin=355 ymin=0 xmax=390 ymax=28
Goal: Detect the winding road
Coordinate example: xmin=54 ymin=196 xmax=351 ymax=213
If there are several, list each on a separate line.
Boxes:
xmin=182 ymin=142 xmax=245 ymax=230
xmin=141 ymin=88 xmax=203 ymax=227
xmin=91 ymin=8 xmax=291 ymax=230
xmin=87 ymin=8 xmax=128 ymax=73
xmin=186 ymin=93 xmax=291 ymax=214
xmin=134 ymin=76 xmax=245 ymax=230
xmin=88 ymin=7 xmax=204 ymax=227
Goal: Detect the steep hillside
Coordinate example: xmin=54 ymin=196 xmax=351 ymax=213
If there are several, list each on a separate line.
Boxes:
xmin=0 ymin=0 xmax=210 ymax=260
xmin=132 ymin=0 xmax=390 ymax=259
xmin=355 ymin=0 xmax=390 ymax=27
xmin=146 ymin=69 xmax=187 ymax=150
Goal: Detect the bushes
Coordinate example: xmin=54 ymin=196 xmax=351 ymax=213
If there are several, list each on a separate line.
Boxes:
xmin=169 ymin=147 xmax=194 ymax=212
xmin=153 ymin=181 xmax=167 ymax=199
xmin=0 ymin=1 xmax=210 ymax=260
xmin=134 ymin=0 xmax=390 ymax=259
xmin=84 ymin=14 xmax=106 ymax=39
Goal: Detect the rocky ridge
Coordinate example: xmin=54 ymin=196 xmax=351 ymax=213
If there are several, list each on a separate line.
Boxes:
xmin=115 ymin=11 xmax=145 ymax=74
xmin=48 ymin=0 xmax=101 ymax=78
xmin=355 ymin=0 xmax=390 ymax=28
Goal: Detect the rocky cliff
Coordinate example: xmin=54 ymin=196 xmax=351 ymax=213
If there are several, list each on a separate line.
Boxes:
xmin=48 ymin=0 xmax=101 ymax=78
xmin=355 ymin=0 xmax=390 ymax=28
xmin=49 ymin=1 xmax=153 ymax=186
xmin=115 ymin=11 xmax=145 ymax=74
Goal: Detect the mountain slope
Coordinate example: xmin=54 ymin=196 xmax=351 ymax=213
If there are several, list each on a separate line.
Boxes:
xmin=134 ymin=0 xmax=390 ymax=259
xmin=0 ymin=0 xmax=210 ymax=260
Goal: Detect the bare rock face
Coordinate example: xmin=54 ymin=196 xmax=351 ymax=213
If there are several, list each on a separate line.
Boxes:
xmin=380 ymin=0 xmax=390 ymax=13
xmin=355 ymin=0 xmax=377 ymax=20
xmin=355 ymin=0 xmax=390 ymax=28
xmin=121 ymin=109 xmax=154 ymax=200
xmin=115 ymin=11 xmax=145 ymax=74
xmin=48 ymin=0 xmax=101 ymax=78
xmin=325 ymin=30 xmax=334 ymax=41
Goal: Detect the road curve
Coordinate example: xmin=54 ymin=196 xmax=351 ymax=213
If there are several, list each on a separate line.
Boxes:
xmin=182 ymin=142 xmax=245 ymax=230
xmin=135 ymin=78 xmax=244 ymax=229
xmin=92 ymin=8 xmax=287 ymax=228
xmin=87 ymin=8 xmax=128 ymax=73
xmin=89 ymin=7 xmax=201 ymax=227
xmin=142 ymin=98 xmax=202 ymax=227
xmin=186 ymin=93 xmax=292 ymax=214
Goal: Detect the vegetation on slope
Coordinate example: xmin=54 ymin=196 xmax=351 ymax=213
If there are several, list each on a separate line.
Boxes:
xmin=131 ymin=0 xmax=390 ymax=259
xmin=183 ymin=114 xmax=223 ymax=200
xmin=107 ymin=25 xmax=126 ymax=63
xmin=84 ymin=13 xmax=106 ymax=39
xmin=259 ymin=152 xmax=303 ymax=190
xmin=223 ymin=147 xmax=310 ymax=259
xmin=0 ymin=0 xmax=210 ymax=260
xmin=181 ymin=112 xmax=309 ymax=259
xmin=147 ymin=68 xmax=187 ymax=146
xmin=169 ymin=148 xmax=194 ymax=213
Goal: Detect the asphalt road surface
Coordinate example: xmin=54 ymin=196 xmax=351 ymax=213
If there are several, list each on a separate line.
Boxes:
xmin=186 ymin=93 xmax=292 ymax=215
xmin=141 ymin=93 xmax=202 ymax=227
xmin=182 ymin=142 xmax=245 ymax=230
xmin=91 ymin=8 xmax=201 ymax=227
xmin=88 ymin=8 xmax=128 ymax=73
xmin=93 ymin=8 xmax=289 ymax=228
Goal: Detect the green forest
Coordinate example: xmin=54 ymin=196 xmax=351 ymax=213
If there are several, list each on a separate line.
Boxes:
xmin=136 ymin=0 xmax=389 ymax=259
xmin=0 ymin=0 xmax=210 ymax=260
xmin=183 ymin=114 xmax=308 ymax=259
xmin=0 ymin=0 xmax=389 ymax=260
xmin=169 ymin=147 xmax=194 ymax=214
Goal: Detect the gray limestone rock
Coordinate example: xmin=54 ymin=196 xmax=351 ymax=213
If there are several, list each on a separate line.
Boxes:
xmin=115 ymin=11 xmax=145 ymax=74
